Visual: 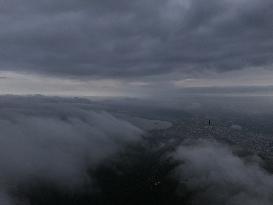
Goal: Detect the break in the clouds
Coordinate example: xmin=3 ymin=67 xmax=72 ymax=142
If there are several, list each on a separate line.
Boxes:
xmin=0 ymin=0 xmax=272 ymax=80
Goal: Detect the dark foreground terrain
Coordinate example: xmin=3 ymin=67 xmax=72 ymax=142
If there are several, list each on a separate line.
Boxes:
xmin=14 ymin=141 xmax=182 ymax=205
xmin=12 ymin=133 xmax=273 ymax=205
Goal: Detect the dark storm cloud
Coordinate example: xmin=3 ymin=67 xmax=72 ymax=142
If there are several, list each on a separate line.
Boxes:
xmin=0 ymin=0 xmax=272 ymax=78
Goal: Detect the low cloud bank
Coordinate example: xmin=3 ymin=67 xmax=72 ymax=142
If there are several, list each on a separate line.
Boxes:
xmin=175 ymin=141 xmax=273 ymax=205
xmin=0 ymin=96 xmax=272 ymax=205
xmin=0 ymin=95 xmax=142 ymax=204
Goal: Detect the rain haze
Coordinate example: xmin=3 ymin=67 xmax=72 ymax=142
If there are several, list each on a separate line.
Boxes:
xmin=0 ymin=0 xmax=273 ymax=204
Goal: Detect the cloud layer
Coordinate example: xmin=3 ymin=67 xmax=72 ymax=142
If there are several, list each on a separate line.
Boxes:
xmin=0 ymin=95 xmax=142 ymax=204
xmin=0 ymin=0 xmax=272 ymax=78
xmin=175 ymin=141 xmax=273 ymax=205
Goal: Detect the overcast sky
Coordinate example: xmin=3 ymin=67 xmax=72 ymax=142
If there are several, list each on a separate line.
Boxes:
xmin=0 ymin=0 xmax=273 ymax=97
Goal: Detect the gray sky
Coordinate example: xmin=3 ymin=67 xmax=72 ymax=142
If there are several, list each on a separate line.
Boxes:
xmin=0 ymin=0 xmax=273 ymax=96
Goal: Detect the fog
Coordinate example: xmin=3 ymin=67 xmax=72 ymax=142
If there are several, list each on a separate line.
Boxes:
xmin=175 ymin=141 xmax=273 ymax=205
xmin=0 ymin=95 xmax=142 ymax=204
xmin=0 ymin=95 xmax=272 ymax=204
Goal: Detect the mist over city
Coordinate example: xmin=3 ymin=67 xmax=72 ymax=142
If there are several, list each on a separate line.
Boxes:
xmin=0 ymin=0 xmax=273 ymax=204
